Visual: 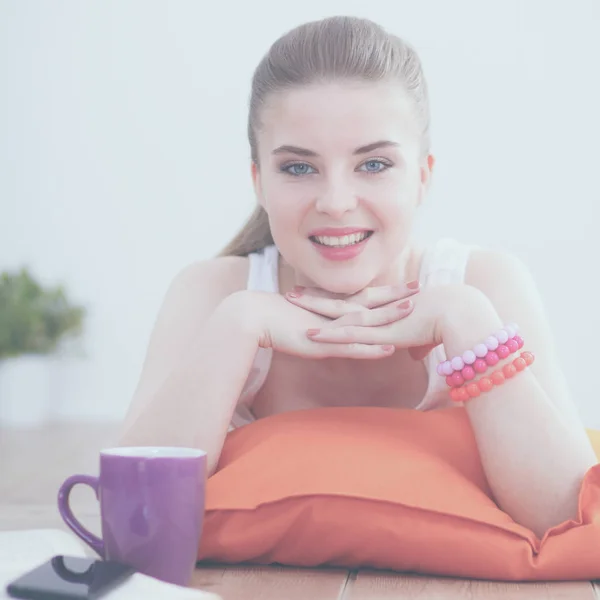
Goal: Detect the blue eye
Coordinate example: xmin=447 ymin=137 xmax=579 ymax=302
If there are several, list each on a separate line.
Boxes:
xmin=281 ymin=159 xmax=391 ymax=176
xmin=282 ymin=163 xmax=316 ymax=176
xmin=359 ymin=160 xmax=390 ymax=173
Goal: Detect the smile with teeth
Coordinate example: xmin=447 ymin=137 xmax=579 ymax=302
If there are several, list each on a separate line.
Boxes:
xmin=310 ymin=231 xmax=373 ymax=247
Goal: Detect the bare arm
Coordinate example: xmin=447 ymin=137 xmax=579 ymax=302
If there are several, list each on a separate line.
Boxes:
xmin=288 ymin=252 xmax=598 ymax=537
xmin=118 ymin=257 xmax=410 ymax=474
xmin=118 ymin=258 xmax=261 ymax=474
xmin=458 ymin=250 xmax=597 ymax=538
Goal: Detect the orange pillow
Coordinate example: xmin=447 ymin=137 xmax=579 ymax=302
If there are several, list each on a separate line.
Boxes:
xmin=197 ymin=406 xmax=600 ymax=580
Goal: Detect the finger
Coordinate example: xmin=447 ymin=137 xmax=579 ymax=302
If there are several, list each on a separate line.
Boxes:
xmin=326 ymin=299 xmax=414 ymax=328
xmin=347 ymin=281 xmax=420 ymax=308
xmin=292 ymin=282 xmax=420 ymax=308
xmin=285 ymin=292 xmax=367 ymax=319
xmin=307 ymin=325 xmax=393 ymax=346
xmin=308 ymin=341 xmax=395 ymax=360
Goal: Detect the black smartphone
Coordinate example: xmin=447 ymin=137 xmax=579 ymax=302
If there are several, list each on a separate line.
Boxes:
xmin=6 ymin=555 xmax=135 ymax=600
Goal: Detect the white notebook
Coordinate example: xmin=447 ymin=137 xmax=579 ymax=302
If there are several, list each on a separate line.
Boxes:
xmin=0 ymin=529 xmax=221 ymax=600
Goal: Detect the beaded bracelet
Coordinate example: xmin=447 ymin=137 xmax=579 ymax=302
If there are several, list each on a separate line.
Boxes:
xmin=437 ymin=323 xmax=520 ymax=375
xmin=443 ymin=334 xmax=525 ymax=388
xmin=437 ymin=324 xmax=522 ymax=382
xmin=449 ymin=351 xmax=535 ymax=403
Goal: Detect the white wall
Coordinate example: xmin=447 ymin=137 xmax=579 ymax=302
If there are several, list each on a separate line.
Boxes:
xmin=1 ymin=0 xmax=599 ymax=424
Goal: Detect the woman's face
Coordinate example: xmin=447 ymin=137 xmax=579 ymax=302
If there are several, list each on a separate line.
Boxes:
xmin=253 ymin=80 xmax=431 ymax=295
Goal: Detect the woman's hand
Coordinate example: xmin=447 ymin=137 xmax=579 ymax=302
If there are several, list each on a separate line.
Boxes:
xmin=284 ymin=283 xmax=493 ymax=360
xmin=237 ymin=288 xmax=415 ymax=360
xmin=286 ymin=280 xmax=420 ymax=319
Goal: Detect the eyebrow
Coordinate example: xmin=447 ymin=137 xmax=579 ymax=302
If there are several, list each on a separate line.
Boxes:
xmin=271 ymin=140 xmax=400 ymax=157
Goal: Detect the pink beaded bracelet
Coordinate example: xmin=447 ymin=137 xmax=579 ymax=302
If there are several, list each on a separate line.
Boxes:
xmin=449 ymin=351 xmax=535 ymax=403
xmin=437 ymin=324 xmax=523 ymax=387
xmin=443 ymin=333 xmax=525 ymax=388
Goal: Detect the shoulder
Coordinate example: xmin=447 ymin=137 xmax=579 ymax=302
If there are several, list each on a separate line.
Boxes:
xmin=465 ymin=246 xmax=536 ymax=300
xmin=463 ymin=246 xmax=549 ymax=343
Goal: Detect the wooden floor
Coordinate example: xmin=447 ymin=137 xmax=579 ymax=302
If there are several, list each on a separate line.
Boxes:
xmin=1 ymin=422 xmax=598 ymax=599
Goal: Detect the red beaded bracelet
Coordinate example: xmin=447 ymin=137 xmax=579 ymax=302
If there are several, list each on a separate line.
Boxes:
xmin=444 ymin=335 xmax=525 ymax=388
xmin=449 ymin=351 xmax=535 ymax=403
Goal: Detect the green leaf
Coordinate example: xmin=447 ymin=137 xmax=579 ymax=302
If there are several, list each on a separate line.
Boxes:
xmin=0 ymin=268 xmax=86 ymax=359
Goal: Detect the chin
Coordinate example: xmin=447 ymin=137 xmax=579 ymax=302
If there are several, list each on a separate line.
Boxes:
xmin=312 ymin=271 xmax=377 ymax=296
xmin=303 ymin=236 xmax=401 ymax=295
xmin=282 ymin=238 xmax=393 ymax=295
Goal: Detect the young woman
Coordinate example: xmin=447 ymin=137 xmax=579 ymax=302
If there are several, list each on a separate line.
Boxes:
xmin=119 ymin=16 xmax=597 ymax=538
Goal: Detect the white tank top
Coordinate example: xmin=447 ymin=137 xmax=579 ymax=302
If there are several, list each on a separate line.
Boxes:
xmin=229 ymin=238 xmax=476 ymax=429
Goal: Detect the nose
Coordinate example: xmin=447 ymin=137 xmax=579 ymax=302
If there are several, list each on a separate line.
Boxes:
xmin=315 ymin=180 xmax=358 ymax=219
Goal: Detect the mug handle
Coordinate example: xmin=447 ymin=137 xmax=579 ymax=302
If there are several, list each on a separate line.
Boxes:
xmin=51 ymin=556 xmax=95 ymax=583
xmin=57 ymin=475 xmax=105 ymax=558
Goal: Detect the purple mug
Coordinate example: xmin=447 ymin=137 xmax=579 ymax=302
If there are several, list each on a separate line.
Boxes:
xmin=57 ymin=446 xmax=207 ymax=587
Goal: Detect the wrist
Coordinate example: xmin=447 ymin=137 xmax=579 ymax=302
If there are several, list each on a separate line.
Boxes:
xmin=215 ymin=290 xmax=267 ymax=344
xmin=440 ymin=286 xmax=503 ymax=359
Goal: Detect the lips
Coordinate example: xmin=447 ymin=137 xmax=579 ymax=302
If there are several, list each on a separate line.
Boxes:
xmin=308 ymin=229 xmax=374 ymax=261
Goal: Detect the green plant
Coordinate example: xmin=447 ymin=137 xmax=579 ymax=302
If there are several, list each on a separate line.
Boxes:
xmin=0 ymin=268 xmax=86 ymax=360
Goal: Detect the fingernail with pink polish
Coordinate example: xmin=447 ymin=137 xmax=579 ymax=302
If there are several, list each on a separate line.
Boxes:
xmin=381 ymin=345 xmax=395 ymax=352
xmin=407 ymin=280 xmax=420 ymax=290
xmin=398 ymin=300 xmax=412 ymax=309
xmin=307 ymin=329 xmax=320 ymax=337
xmin=287 ymin=291 xmax=301 ymax=298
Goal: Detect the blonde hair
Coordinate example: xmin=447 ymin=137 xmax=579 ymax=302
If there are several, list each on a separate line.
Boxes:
xmin=219 ymin=15 xmax=431 ymax=257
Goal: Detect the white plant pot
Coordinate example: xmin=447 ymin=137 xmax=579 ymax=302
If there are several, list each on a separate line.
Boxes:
xmin=0 ymin=355 xmax=52 ymax=428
